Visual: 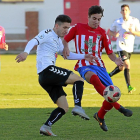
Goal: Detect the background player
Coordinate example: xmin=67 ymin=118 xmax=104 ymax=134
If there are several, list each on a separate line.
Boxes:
xmin=108 ymin=4 xmax=140 ymax=93
xmin=0 ymin=26 xmax=8 ymax=51
xmin=63 ymin=5 xmax=133 ymax=131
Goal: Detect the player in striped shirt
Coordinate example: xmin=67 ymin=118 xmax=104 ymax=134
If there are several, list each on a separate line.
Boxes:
xmin=63 ymin=5 xmax=133 ymax=131
xmin=15 ymin=15 xmax=97 ymax=136
xmin=108 ymin=4 xmax=140 ymax=93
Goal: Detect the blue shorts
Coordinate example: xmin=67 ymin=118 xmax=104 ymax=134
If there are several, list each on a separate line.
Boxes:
xmin=77 ymin=65 xmax=113 ymax=87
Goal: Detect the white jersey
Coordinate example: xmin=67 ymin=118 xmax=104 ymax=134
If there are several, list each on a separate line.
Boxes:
xmin=24 ymin=29 xmax=85 ymax=74
xmin=35 ymin=29 xmax=64 ymax=74
xmin=110 ymin=16 xmax=140 ymax=52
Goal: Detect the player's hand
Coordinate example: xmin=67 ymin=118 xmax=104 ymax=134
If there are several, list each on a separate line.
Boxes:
xmin=4 ymin=43 xmax=8 ymax=51
xmin=15 ymin=52 xmax=28 ymax=63
xmin=115 ymin=32 xmax=120 ymax=38
xmin=129 ymin=25 xmax=134 ymax=34
xmin=85 ymin=54 xmax=98 ymax=63
xmin=63 ymin=46 xmax=70 ymax=59
xmin=114 ymin=57 xmax=123 ymax=66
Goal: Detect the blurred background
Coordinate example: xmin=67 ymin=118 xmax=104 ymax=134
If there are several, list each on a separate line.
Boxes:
xmin=0 ymin=0 xmax=140 ymax=53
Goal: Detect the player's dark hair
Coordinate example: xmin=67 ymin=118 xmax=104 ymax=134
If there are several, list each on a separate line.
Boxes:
xmin=55 ymin=15 xmax=71 ymax=25
xmin=88 ymin=5 xmax=104 ymax=17
xmin=121 ymin=4 xmax=130 ymax=9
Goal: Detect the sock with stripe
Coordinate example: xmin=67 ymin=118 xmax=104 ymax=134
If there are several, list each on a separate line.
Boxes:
xmin=109 ymin=66 xmax=121 ymax=77
xmin=72 ymin=81 xmax=84 ymax=107
xmin=124 ymin=68 xmax=130 ymax=87
xmin=45 ymin=107 xmax=65 ymax=126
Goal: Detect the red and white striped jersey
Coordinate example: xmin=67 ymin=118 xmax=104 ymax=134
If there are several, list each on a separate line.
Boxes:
xmin=64 ymin=23 xmax=113 ymax=70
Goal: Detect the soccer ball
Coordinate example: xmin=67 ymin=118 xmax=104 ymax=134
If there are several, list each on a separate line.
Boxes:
xmin=103 ymin=85 xmax=121 ymax=103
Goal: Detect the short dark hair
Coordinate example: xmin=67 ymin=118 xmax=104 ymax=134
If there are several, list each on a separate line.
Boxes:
xmin=121 ymin=4 xmax=130 ymax=9
xmin=88 ymin=5 xmax=104 ymax=17
xmin=55 ymin=15 xmax=72 ymax=25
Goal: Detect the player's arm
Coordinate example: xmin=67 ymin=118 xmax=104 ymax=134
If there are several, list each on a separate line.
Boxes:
xmin=129 ymin=30 xmax=140 ymax=36
xmin=15 ymin=39 xmax=38 ymax=63
xmin=108 ymin=53 xmax=123 ymax=66
xmin=103 ymin=32 xmax=123 ymax=66
xmin=109 ymin=21 xmax=119 ymax=38
xmin=62 ymin=39 xmax=70 ymax=59
xmin=58 ymin=44 xmax=97 ymax=62
xmin=63 ymin=25 xmax=77 ymax=59
xmin=66 ymin=52 xmax=97 ymax=62
xmin=109 ymin=30 xmax=119 ymax=38
xmin=129 ymin=18 xmax=140 ymax=37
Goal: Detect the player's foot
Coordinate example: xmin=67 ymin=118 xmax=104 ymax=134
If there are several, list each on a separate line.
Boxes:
xmin=72 ymin=105 xmax=90 ymax=120
xmin=40 ymin=124 xmax=57 ymax=136
xmin=118 ymin=106 xmax=133 ymax=117
xmin=107 ymin=72 xmax=112 ymax=77
xmin=128 ymin=86 xmax=136 ymax=93
xmin=93 ymin=112 xmax=108 ymax=131
xmin=107 ymin=72 xmax=110 ymax=75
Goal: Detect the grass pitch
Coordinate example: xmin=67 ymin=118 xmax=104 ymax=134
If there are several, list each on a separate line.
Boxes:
xmin=0 ymin=54 xmax=140 ymax=140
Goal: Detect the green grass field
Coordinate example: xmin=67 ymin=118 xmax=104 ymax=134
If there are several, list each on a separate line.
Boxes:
xmin=0 ymin=54 xmax=140 ymax=140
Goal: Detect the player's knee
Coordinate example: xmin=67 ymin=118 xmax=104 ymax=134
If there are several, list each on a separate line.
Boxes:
xmin=78 ymin=78 xmax=84 ymax=83
xmin=63 ymin=106 xmax=69 ymax=113
xmin=76 ymin=76 xmax=84 ymax=82
xmin=119 ymin=66 xmax=124 ymax=71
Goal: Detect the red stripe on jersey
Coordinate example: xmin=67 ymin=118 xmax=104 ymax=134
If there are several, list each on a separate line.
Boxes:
xmin=64 ymin=23 xmax=113 ymax=70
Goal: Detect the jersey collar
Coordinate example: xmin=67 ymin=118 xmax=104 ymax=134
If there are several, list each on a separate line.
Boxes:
xmin=52 ymin=29 xmax=59 ymax=38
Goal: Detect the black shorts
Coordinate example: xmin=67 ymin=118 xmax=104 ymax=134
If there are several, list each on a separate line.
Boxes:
xmin=117 ymin=50 xmax=131 ymax=61
xmin=38 ymin=65 xmax=72 ymax=103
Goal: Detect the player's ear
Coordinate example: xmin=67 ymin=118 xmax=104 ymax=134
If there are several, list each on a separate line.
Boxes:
xmin=55 ymin=23 xmax=59 ymax=29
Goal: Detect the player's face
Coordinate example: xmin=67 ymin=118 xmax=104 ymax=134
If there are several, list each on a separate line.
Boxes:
xmin=121 ymin=6 xmax=130 ymax=19
xmin=56 ymin=22 xmax=70 ymax=37
xmin=88 ymin=14 xmax=102 ymax=29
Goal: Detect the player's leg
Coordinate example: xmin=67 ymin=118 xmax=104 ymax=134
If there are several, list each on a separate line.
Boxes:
xmin=43 ymin=95 xmax=68 ymax=128
xmin=95 ymin=68 xmax=132 ymax=116
xmin=109 ymin=51 xmax=124 ymax=77
xmin=65 ymin=72 xmax=84 ymax=107
xmin=77 ymin=66 xmax=110 ymax=131
xmin=38 ymin=66 xmax=69 ymax=136
xmin=40 ymin=65 xmax=89 ymax=120
xmin=78 ymin=66 xmax=132 ymax=131
xmin=65 ymin=72 xmax=90 ymax=120
xmin=123 ymin=53 xmax=136 ymax=93
xmin=39 ymin=85 xmax=68 ymax=136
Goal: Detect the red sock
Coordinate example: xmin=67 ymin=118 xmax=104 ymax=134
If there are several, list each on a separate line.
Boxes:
xmin=98 ymin=100 xmax=113 ymax=119
xmin=111 ymin=102 xmax=121 ymax=110
xmin=90 ymin=74 xmax=105 ymax=96
xmin=90 ymin=74 xmax=121 ymax=118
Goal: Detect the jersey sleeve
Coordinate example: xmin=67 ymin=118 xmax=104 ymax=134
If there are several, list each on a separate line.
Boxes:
xmin=135 ymin=18 xmax=140 ymax=31
xmin=110 ymin=20 xmax=116 ymax=32
xmin=64 ymin=24 xmax=77 ymax=42
xmin=102 ymin=32 xmax=113 ymax=55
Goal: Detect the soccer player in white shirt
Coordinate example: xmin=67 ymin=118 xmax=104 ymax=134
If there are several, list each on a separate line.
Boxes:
xmin=15 ymin=15 xmax=96 ymax=136
xmin=109 ymin=4 xmax=140 ymax=93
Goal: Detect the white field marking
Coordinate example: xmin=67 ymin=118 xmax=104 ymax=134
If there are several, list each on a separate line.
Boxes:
xmin=0 ymin=83 xmax=40 ymax=86
xmin=65 ymin=85 xmax=96 ymax=91
xmin=0 ymin=84 xmax=95 ymax=90
xmin=0 ymin=98 xmax=140 ymax=102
